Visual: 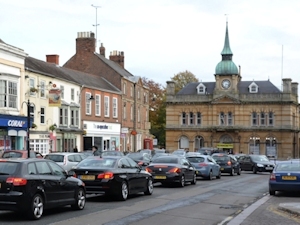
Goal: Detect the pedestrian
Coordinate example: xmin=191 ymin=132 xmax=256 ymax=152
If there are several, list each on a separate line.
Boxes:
xmin=73 ymin=146 xmax=78 ymax=152
xmin=92 ymin=145 xmax=102 ymax=156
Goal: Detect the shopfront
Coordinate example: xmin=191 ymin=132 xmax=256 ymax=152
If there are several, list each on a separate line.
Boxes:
xmin=83 ymin=121 xmax=121 ymax=151
xmin=0 ymin=114 xmax=30 ymax=151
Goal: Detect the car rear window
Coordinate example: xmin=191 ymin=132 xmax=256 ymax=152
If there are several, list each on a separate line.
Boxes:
xmin=152 ymin=157 xmax=179 ymax=164
xmin=0 ymin=162 xmax=19 ymax=175
xmin=276 ymin=163 xmax=300 ymax=171
xmin=187 ymin=157 xmax=205 ymax=163
xmin=2 ymin=152 xmax=23 ymax=158
xmin=44 ymin=154 xmax=64 ymax=162
xmin=212 ymin=156 xmax=230 ymax=162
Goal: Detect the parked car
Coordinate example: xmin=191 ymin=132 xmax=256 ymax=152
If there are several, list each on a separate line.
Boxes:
xmin=212 ymin=153 xmax=241 ymax=175
xmin=1 ymin=150 xmax=41 ymax=159
xmin=269 ymin=161 xmax=300 ymax=196
xmin=186 ymin=154 xmax=221 ymax=180
xmin=44 ymin=152 xmax=86 ymax=172
xmin=70 ymin=156 xmax=153 ymax=201
xmin=126 ymin=152 xmax=152 ymax=167
xmin=101 ymin=150 xmax=124 ymax=157
xmin=239 ymin=154 xmax=275 ymax=174
xmin=0 ymin=158 xmax=86 ymax=220
xmin=138 ymin=149 xmax=153 ymax=157
xmin=146 ymin=155 xmax=197 ymax=187
xmin=151 ymin=152 xmax=170 ymax=161
xmin=197 ymin=147 xmax=219 ymax=155
xmin=172 ymin=149 xmax=186 ymax=157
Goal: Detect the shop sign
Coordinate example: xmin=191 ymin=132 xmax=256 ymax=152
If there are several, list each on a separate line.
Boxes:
xmin=217 ymin=143 xmax=233 ymax=149
xmin=7 ymin=120 xmax=26 ymax=128
xmin=93 ymin=124 xmax=111 ymax=130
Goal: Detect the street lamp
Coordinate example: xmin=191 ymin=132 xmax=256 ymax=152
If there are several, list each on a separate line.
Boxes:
xmin=22 ymin=99 xmax=33 ymax=158
xmin=91 ymin=4 xmax=101 ymax=47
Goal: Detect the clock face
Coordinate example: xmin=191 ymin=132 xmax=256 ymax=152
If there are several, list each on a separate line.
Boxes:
xmin=222 ymin=79 xmax=231 ymax=89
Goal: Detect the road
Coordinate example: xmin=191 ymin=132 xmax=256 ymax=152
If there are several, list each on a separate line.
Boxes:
xmin=0 ymin=171 xmax=299 ymax=225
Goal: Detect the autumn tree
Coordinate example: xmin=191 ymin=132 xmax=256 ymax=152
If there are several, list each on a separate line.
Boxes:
xmin=171 ymin=70 xmax=199 ymax=93
xmin=142 ymin=77 xmax=166 ymax=148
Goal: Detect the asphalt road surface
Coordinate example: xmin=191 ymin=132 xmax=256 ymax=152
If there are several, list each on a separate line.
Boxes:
xmin=0 ymin=171 xmax=293 ymax=225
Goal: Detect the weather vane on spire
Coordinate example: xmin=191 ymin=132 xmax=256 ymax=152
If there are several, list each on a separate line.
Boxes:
xmin=225 ymin=14 xmax=229 ymax=23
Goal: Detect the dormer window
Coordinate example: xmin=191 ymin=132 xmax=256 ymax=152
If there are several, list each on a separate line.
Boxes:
xmin=249 ymin=82 xmax=258 ymax=93
xmin=197 ymin=83 xmax=206 ymax=94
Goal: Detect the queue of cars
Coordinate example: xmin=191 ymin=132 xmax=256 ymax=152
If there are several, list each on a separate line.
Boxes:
xmin=0 ymin=148 xmax=297 ymax=221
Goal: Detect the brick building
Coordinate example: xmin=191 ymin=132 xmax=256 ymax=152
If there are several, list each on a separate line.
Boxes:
xmin=165 ymin=22 xmax=299 ymax=159
xmin=63 ymin=32 xmax=151 ymax=152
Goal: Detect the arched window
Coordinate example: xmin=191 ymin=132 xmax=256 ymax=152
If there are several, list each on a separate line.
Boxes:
xmin=195 ymin=136 xmax=204 ymax=150
xmin=179 ymin=136 xmax=189 ymax=149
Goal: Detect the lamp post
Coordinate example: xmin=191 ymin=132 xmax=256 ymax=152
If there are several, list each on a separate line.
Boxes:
xmin=22 ymin=99 xmax=32 ymax=158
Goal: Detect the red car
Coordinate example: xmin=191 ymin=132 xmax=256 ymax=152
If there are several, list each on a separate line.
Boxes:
xmin=0 ymin=150 xmax=43 ymax=159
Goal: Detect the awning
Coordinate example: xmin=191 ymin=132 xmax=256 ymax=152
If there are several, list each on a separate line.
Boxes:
xmin=8 ymin=130 xmax=17 ymax=136
xmin=18 ymin=130 xmax=27 ymax=136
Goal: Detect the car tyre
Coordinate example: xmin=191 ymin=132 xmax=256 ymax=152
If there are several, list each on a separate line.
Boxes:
xmin=71 ymin=187 xmax=86 ymax=210
xmin=191 ymin=173 xmax=197 ymax=185
xmin=253 ymin=166 xmax=257 ymax=174
xmin=230 ymin=168 xmax=235 ymax=176
xmin=207 ymin=170 xmax=213 ymax=180
xmin=237 ymin=167 xmax=241 ymax=175
xmin=27 ymin=193 xmax=44 ymax=220
xmin=144 ymin=178 xmax=154 ymax=195
xmin=216 ymin=170 xmax=221 ymax=179
xmin=179 ymin=175 xmax=185 ymax=187
xmin=269 ymin=189 xmax=276 ymax=196
xmin=117 ymin=181 xmax=129 ymax=201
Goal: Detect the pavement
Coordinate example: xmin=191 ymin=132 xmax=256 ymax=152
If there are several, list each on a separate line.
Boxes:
xmin=226 ymin=195 xmax=300 ymax=225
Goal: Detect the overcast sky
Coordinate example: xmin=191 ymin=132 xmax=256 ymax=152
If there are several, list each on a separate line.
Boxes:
xmin=1 ymin=0 xmax=300 ymax=91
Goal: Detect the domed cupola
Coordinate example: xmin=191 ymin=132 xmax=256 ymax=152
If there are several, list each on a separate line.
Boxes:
xmin=215 ymin=22 xmax=239 ymax=75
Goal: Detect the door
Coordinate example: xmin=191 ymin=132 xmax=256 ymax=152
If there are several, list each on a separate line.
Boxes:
xmin=126 ymin=157 xmax=146 ymax=192
xmin=182 ymin=158 xmax=194 ymax=181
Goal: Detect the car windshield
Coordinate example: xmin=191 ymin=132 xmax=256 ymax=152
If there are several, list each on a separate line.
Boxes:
xmin=172 ymin=150 xmax=185 ymax=155
xmin=102 ymin=151 xmax=124 ymax=156
xmin=44 ymin=154 xmax=64 ymax=162
xmin=1 ymin=152 xmax=23 ymax=158
xmin=77 ymin=158 xmax=117 ymax=168
xmin=276 ymin=163 xmax=300 ymax=171
xmin=152 ymin=157 xmax=179 ymax=164
xmin=251 ymin=155 xmax=269 ymax=162
xmin=187 ymin=157 xmax=205 ymax=163
xmin=0 ymin=162 xmax=18 ymax=175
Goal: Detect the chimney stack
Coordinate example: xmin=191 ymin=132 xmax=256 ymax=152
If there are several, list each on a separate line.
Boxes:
xmin=100 ymin=43 xmax=105 ymax=57
xmin=76 ymin=32 xmax=96 ymax=54
xmin=46 ymin=54 xmax=59 ymax=65
xmin=109 ymin=50 xmax=124 ymax=68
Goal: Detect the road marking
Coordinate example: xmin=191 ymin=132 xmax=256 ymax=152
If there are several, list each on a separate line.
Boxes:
xmin=218 ymin=216 xmax=233 ymax=225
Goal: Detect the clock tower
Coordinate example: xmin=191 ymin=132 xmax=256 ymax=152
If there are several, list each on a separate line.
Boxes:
xmin=214 ymin=21 xmax=241 ymax=96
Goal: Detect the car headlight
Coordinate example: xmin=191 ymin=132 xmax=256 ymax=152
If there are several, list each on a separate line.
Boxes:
xmin=256 ymin=163 xmax=264 ymax=167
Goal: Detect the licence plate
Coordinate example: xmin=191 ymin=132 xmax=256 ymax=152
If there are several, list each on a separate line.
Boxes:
xmin=220 ymin=168 xmax=224 ymax=170
xmin=282 ymin=176 xmax=296 ymax=180
xmin=80 ymin=175 xmax=95 ymax=180
xmin=266 ymin=167 xmax=273 ymax=170
xmin=154 ymin=176 xmax=166 ymax=179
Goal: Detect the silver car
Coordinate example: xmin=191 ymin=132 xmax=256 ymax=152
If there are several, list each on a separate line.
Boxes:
xmin=44 ymin=152 xmax=86 ymax=171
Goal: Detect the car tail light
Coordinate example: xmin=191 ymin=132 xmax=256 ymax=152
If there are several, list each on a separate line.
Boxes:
xmin=169 ymin=167 xmax=181 ymax=173
xmin=199 ymin=163 xmax=208 ymax=167
xmin=72 ymin=173 xmax=77 ymax=178
xmin=270 ymin=173 xmax=276 ymax=180
xmin=227 ymin=161 xmax=232 ymax=166
xmin=138 ymin=161 xmax=143 ymax=165
xmin=97 ymin=172 xmax=114 ymax=179
xmin=145 ymin=167 xmax=152 ymax=173
xmin=6 ymin=177 xmax=27 ymax=186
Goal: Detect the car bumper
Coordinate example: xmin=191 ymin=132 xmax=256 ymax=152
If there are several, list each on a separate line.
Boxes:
xmin=257 ymin=167 xmax=273 ymax=172
xmin=152 ymin=173 xmax=182 ymax=184
xmin=0 ymin=191 xmax=27 ymax=211
xmin=195 ymin=168 xmax=210 ymax=177
xmin=269 ymin=181 xmax=300 ymax=192
xmin=220 ymin=166 xmax=233 ymax=173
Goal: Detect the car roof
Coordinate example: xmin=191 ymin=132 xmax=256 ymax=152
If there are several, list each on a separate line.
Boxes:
xmin=45 ymin=152 xmax=80 ymax=155
xmin=0 ymin=158 xmax=48 ymax=163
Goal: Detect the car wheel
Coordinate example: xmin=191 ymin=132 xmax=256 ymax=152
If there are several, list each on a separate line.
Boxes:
xmin=216 ymin=170 xmax=221 ymax=179
xmin=230 ymin=168 xmax=234 ymax=176
xmin=117 ymin=181 xmax=129 ymax=201
xmin=237 ymin=167 xmax=241 ymax=175
xmin=253 ymin=166 xmax=257 ymax=174
xmin=179 ymin=175 xmax=185 ymax=187
xmin=27 ymin=193 xmax=44 ymax=220
xmin=191 ymin=173 xmax=197 ymax=185
xmin=207 ymin=170 xmax=213 ymax=180
xmin=71 ymin=187 xmax=86 ymax=210
xmin=144 ymin=178 xmax=154 ymax=195
xmin=269 ymin=189 xmax=276 ymax=196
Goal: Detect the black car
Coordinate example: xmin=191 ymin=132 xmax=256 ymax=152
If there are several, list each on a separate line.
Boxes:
xmin=126 ymin=152 xmax=152 ymax=168
xmin=146 ymin=155 xmax=197 ymax=187
xmin=212 ymin=153 xmax=241 ymax=176
xmin=70 ymin=156 xmax=153 ymax=201
xmin=0 ymin=158 xmax=86 ymax=220
xmin=239 ymin=154 xmax=275 ymax=173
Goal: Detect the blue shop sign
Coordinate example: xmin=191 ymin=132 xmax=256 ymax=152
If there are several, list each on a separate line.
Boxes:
xmin=0 ymin=118 xmax=29 ymax=128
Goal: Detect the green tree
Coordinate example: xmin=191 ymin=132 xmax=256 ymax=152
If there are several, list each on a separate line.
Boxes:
xmin=171 ymin=70 xmax=199 ymax=93
xmin=142 ymin=77 xmax=166 ymax=148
